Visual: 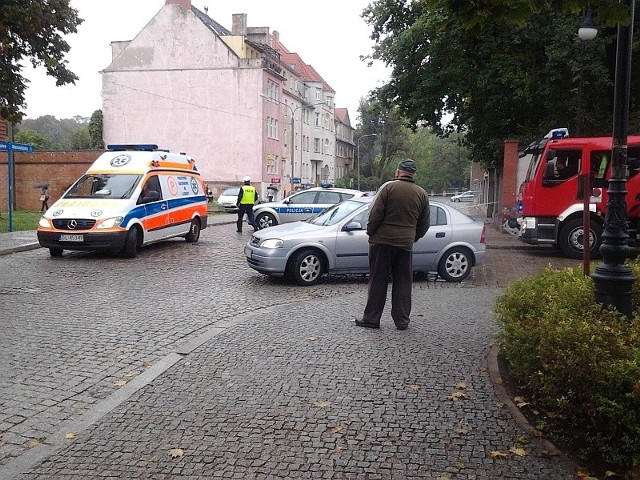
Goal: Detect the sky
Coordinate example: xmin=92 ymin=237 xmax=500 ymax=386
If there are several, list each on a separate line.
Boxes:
xmin=22 ymin=0 xmax=391 ymax=126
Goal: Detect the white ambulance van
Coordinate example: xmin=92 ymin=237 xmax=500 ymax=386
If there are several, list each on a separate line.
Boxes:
xmin=37 ymin=144 xmax=209 ymax=258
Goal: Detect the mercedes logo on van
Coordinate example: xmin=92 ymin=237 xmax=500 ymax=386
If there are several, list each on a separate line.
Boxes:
xmin=67 ymin=219 xmax=78 ymax=230
xmin=110 ymin=154 xmax=132 ymax=167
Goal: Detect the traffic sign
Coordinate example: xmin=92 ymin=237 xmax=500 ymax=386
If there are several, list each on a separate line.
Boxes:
xmin=0 ymin=141 xmax=34 ymax=152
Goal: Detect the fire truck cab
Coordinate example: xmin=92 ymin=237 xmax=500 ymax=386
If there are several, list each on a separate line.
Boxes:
xmin=517 ymin=129 xmax=640 ymax=258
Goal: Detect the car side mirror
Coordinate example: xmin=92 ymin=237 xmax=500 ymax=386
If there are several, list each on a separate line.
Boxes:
xmin=344 ymin=221 xmax=362 ymax=231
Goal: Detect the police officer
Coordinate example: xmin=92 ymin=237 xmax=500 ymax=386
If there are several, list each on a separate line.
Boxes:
xmin=236 ymin=176 xmax=258 ymax=233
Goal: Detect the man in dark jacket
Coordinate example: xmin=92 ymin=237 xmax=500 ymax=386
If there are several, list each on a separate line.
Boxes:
xmin=356 ymin=159 xmax=430 ymax=330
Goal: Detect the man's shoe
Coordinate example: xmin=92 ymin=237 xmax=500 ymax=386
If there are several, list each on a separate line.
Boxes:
xmin=355 ymin=319 xmax=380 ymax=329
xmin=396 ymin=324 xmax=409 ymax=331
xmin=236 ymin=230 xmax=242 ymax=233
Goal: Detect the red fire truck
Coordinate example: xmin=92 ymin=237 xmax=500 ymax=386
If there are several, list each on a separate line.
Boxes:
xmin=517 ymin=128 xmax=640 ymax=258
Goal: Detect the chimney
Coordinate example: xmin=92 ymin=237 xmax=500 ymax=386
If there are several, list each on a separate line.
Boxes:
xmin=273 ymin=31 xmax=280 ymax=44
xmin=165 ymin=0 xmax=191 ymax=7
xmin=232 ymin=13 xmax=247 ymax=36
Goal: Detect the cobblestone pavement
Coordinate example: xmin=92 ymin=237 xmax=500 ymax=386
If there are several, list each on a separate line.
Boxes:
xmin=0 ymin=212 xmax=582 ymax=479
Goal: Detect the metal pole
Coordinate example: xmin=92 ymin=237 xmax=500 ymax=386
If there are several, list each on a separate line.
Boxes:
xmin=290 ymin=113 xmax=295 ymax=182
xmin=357 ymin=139 xmax=361 ymax=191
xmin=592 ymin=0 xmax=636 ymax=317
xmin=8 ymin=145 xmax=14 ymax=232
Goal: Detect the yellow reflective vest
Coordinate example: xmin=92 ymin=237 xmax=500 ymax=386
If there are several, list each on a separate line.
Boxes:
xmin=239 ymin=185 xmax=256 ymax=205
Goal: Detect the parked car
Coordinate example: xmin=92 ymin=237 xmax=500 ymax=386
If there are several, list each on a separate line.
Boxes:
xmin=252 ymin=187 xmax=367 ymax=229
xmin=217 ymin=187 xmax=240 ymax=212
xmin=450 ymin=191 xmax=477 ymax=202
xmin=244 ymin=197 xmax=486 ymax=286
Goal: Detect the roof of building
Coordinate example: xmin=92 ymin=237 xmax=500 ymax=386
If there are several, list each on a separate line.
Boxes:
xmin=335 ymin=108 xmax=351 ymax=127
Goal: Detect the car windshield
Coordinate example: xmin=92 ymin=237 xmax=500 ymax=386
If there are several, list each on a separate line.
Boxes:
xmin=64 ymin=174 xmax=141 ymax=199
xmin=307 ymin=200 xmax=365 ymax=226
xmin=222 ymin=188 xmax=240 ymax=196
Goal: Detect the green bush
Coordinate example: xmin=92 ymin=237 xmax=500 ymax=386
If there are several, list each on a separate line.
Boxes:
xmin=494 ymin=264 xmax=640 ymax=471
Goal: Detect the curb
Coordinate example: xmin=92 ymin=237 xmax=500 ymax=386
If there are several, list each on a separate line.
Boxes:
xmin=0 ymin=242 xmax=41 ymax=256
xmin=486 ymin=344 xmax=579 ymax=474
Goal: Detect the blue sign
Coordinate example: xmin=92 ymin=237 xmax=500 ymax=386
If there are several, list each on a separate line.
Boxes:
xmin=2 ymin=141 xmax=34 ymax=232
xmin=0 ymin=141 xmax=33 ymax=152
xmin=292 ymin=177 xmax=301 ymax=184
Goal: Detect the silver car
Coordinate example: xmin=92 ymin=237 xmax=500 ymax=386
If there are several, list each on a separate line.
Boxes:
xmin=450 ymin=190 xmax=477 ymax=202
xmin=244 ymin=197 xmax=486 ymax=286
xmin=217 ymin=187 xmax=240 ymax=212
xmin=252 ymin=187 xmax=366 ymax=229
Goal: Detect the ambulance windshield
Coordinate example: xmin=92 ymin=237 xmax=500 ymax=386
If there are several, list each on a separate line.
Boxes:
xmin=65 ymin=174 xmax=142 ymax=199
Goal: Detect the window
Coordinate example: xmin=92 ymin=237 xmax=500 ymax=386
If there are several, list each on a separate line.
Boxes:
xmin=430 ymin=205 xmax=448 ymax=226
xmin=315 ymin=88 xmax=321 ymax=101
xmin=317 ymin=191 xmax=341 ymax=204
xmin=542 ymin=149 xmax=581 ymax=183
xmin=314 ymin=138 xmax=321 ymax=153
xmin=289 ymin=191 xmax=317 ymax=204
xmin=314 ymin=112 xmax=321 ymax=126
xmin=266 ymin=80 xmax=279 ymax=103
xmin=267 ymin=117 xmax=279 ymax=139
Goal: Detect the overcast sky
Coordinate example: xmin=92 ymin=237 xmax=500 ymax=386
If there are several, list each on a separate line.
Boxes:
xmin=22 ymin=0 xmax=390 ymax=126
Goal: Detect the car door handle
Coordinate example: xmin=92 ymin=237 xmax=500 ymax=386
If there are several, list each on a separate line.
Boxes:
xmin=161 ymin=203 xmax=168 ymax=210
xmin=435 ymin=232 xmax=445 ymax=238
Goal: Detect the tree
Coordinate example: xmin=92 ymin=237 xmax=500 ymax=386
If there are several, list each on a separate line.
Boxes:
xmin=88 ymin=110 xmax=104 ymax=149
xmin=357 ymin=96 xmax=411 ymax=189
xmin=427 ymin=0 xmax=633 ymax=30
xmin=16 ymin=115 xmax=92 ymax=150
xmin=407 ymin=129 xmax=469 ymax=194
xmin=363 ymin=2 xmax=639 ymax=167
xmin=0 ymin=0 xmax=83 ymax=123
xmin=14 ymin=129 xmax=53 ymax=150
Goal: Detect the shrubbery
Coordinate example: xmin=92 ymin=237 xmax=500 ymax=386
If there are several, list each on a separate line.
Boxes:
xmin=494 ymin=263 xmax=640 ymax=473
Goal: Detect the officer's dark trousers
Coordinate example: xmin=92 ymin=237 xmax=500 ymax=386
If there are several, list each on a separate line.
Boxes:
xmin=362 ymin=243 xmax=413 ymax=328
xmin=236 ymin=204 xmax=256 ymax=232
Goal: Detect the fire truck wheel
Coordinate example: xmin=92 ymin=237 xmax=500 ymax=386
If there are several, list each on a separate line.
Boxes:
xmin=558 ymin=218 xmax=602 ymax=259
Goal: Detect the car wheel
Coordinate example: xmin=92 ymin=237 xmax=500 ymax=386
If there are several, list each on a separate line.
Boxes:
xmin=558 ymin=218 xmax=602 ymax=259
xmin=256 ymin=212 xmax=277 ymax=229
xmin=289 ymin=249 xmax=324 ymax=286
xmin=185 ymin=218 xmax=201 ymax=243
xmin=49 ymin=248 xmax=63 ymax=257
xmin=438 ymin=246 xmax=472 ymax=282
xmin=122 ymin=226 xmax=140 ymax=259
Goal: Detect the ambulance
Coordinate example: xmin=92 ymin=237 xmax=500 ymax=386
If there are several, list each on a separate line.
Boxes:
xmin=37 ymin=144 xmax=209 ymax=258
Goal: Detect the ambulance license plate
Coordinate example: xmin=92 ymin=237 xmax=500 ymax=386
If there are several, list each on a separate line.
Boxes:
xmin=59 ymin=234 xmax=84 ymax=242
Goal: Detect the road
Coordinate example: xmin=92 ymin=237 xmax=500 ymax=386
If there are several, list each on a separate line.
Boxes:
xmin=0 ymin=213 xmax=580 ymax=479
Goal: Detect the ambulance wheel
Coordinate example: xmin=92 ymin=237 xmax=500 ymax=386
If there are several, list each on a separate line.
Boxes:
xmin=256 ymin=212 xmax=277 ymax=229
xmin=558 ymin=218 xmax=602 ymax=259
xmin=288 ymin=249 xmax=324 ymax=286
xmin=122 ymin=227 xmax=139 ymax=258
xmin=49 ymin=248 xmax=63 ymax=257
xmin=185 ymin=219 xmax=201 ymax=243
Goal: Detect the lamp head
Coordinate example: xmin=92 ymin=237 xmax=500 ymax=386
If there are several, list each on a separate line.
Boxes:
xmin=578 ymin=10 xmax=598 ymax=41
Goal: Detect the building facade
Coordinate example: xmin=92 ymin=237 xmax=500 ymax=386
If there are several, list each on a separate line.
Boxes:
xmin=102 ymin=0 xmax=354 ymax=200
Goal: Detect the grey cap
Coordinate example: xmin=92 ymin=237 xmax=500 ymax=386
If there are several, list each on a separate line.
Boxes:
xmin=397 ymin=158 xmax=417 ymax=173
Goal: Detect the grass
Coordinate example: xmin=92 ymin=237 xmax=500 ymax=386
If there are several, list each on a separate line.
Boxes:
xmin=0 ymin=211 xmax=42 ymax=233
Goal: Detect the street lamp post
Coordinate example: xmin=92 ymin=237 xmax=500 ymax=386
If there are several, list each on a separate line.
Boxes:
xmin=356 ymin=134 xmax=377 ymax=191
xmin=591 ymin=0 xmax=637 ymax=317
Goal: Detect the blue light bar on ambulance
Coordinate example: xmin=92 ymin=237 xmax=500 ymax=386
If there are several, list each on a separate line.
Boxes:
xmin=107 ymin=144 xmax=159 ymax=151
